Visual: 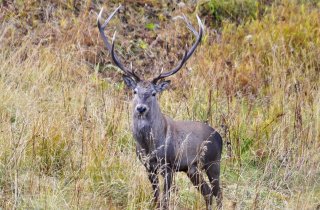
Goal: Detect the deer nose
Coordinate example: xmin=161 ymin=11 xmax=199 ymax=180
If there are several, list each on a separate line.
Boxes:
xmin=136 ymin=105 xmax=147 ymax=114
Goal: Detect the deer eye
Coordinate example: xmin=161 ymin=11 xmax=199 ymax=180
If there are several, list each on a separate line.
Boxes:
xmin=152 ymin=92 xmax=156 ymax=96
xmin=133 ymin=90 xmax=137 ymax=94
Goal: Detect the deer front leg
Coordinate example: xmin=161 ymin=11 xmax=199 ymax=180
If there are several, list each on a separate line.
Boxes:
xmin=137 ymin=147 xmax=160 ymax=207
xmin=147 ymin=168 xmax=160 ymax=208
xmin=161 ymin=166 xmax=173 ymax=209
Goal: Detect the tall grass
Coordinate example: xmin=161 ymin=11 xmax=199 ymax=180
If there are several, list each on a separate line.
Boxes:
xmin=0 ymin=0 xmax=319 ymax=209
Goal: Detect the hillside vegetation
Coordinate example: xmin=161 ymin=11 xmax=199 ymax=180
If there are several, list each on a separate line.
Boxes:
xmin=0 ymin=0 xmax=319 ymax=209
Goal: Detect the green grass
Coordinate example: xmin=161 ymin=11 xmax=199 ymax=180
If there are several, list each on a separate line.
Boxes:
xmin=201 ymin=0 xmax=261 ymax=26
xmin=0 ymin=0 xmax=320 ymax=209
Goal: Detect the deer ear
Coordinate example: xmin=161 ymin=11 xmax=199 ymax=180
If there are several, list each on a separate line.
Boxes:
xmin=123 ymin=75 xmax=137 ymax=89
xmin=155 ymin=80 xmax=171 ymax=92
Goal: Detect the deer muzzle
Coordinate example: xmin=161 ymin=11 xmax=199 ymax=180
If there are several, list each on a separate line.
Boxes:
xmin=136 ymin=104 xmax=148 ymax=114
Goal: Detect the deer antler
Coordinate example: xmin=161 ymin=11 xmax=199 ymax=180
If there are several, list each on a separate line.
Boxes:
xmin=152 ymin=15 xmax=204 ymax=84
xmin=97 ymin=5 xmax=140 ymax=81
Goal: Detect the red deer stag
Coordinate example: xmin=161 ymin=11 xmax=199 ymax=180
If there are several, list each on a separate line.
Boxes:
xmin=97 ymin=5 xmax=222 ymax=210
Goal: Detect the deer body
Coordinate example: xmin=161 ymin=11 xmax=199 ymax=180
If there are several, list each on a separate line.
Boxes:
xmin=133 ymin=108 xmax=222 ymax=172
xmin=97 ymin=5 xmax=222 ymax=209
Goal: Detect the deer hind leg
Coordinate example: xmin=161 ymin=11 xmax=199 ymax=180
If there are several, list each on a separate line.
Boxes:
xmin=187 ymin=166 xmax=213 ymax=210
xmin=205 ymin=162 xmax=222 ymax=209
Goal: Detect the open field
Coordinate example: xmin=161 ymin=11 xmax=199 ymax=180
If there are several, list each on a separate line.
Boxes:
xmin=0 ymin=0 xmax=319 ymax=209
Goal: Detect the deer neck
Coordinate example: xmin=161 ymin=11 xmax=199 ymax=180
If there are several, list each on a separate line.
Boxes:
xmin=132 ymin=101 xmax=167 ymax=154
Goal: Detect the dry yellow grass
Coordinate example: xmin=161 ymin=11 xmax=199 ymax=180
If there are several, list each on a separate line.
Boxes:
xmin=0 ymin=0 xmax=319 ymax=209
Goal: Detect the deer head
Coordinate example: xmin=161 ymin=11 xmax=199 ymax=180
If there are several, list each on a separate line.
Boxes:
xmin=97 ymin=5 xmax=203 ymax=117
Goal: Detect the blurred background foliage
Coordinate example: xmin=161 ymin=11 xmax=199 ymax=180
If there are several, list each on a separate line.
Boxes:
xmin=0 ymin=0 xmax=319 ymax=209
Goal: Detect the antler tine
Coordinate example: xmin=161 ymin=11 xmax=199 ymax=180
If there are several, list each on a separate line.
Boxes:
xmin=152 ymin=14 xmax=204 ymax=84
xmin=97 ymin=5 xmax=140 ymax=81
xmin=182 ymin=14 xmax=198 ymax=36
